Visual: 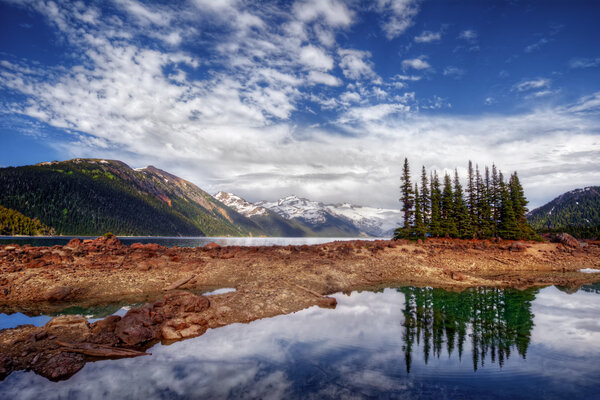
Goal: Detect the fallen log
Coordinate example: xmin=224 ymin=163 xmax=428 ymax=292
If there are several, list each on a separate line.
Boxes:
xmin=56 ymin=341 xmax=149 ymax=358
xmin=293 ymin=283 xmax=322 ymax=298
xmin=164 ymin=275 xmax=195 ymax=291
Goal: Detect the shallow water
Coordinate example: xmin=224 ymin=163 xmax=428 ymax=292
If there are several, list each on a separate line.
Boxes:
xmin=0 ymin=236 xmax=377 ymax=248
xmin=1 ymin=284 xmax=599 ymax=399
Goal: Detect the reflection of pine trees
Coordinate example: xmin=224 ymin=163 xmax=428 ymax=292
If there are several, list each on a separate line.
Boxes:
xmin=399 ymin=287 xmax=537 ymax=372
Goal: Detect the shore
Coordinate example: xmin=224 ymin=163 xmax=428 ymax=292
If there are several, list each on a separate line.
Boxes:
xmin=1 ymin=236 xmax=599 ymax=381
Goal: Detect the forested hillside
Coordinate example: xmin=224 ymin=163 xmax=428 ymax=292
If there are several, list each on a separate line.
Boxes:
xmin=527 ymin=186 xmax=600 ymax=238
xmin=0 ymin=205 xmax=52 ymax=236
xmin=0 ymin=159 xmax=265 ymax=236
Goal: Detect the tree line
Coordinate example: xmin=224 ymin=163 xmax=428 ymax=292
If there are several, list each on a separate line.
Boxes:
xmin=396 ymin=159 xmax=536 ymax=240
xmin=0 ymin=205 xmax=52 ymax=236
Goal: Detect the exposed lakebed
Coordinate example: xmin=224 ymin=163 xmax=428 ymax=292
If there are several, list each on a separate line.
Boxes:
xmin=1 ymin=284 xmax=599 ymax=399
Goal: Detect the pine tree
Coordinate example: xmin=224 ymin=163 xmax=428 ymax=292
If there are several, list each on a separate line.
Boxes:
xmin=491 ymin=164 xmax=500 ymax=236
xmin=398 ymin=158 xmax=414 ymax=239
xmin=467 ymin=161 xmax=476 ymax=218
xmin=441 ymin=173 xmax=458 ymax=237
xmin=498 ymin=173 xmax=519 ymax=239
xmin=478 ymin=166 xmax=493 ymax=238
xmin=453 ymin=169 xmax=472 ymax=238
xmin=429 ymin=171 xmax=442 ymax=237
xmin=413 ymin=184 xmax=427 ymax=239
xmin=421 ymin=166 xmax=430 ymax=228
xmin=509 ymin=172 xmax=535 ymax=239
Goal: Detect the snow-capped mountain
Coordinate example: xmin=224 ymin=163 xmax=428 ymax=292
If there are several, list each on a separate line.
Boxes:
xmin=214 ymin=192 xmax=269 ymax=217
xmin=222 ymin=194 xmax=401 ymax=237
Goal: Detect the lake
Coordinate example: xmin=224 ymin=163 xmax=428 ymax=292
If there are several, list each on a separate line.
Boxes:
xmin=0 ymin=236 xmax=379 ymax=248
xmin=1 ymin=284 xmax=599 ymax=399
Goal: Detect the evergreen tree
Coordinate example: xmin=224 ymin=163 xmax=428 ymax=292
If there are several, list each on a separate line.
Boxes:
xmin=421 ymin=166 xmax=430 ymax=227
xmin=453 ymin=169 xmax=472 ymax=238
xmin=498 ymin=174 xmax=519 ymax=239
xmin=467 ymin=161 xmax=476 ymax=218
xmin=478 ymin=167 xmax=493 ymax=238
xmin=413 ymin=184 xmax=427 ymax=239
xmin=441 ymin=173 xmax=458 ymax=237
xmin=429 ymin=171 xmax=442 ymax=237
xmin=509 ymin=172 xmax=535 ymax=239
xmin=398 ymin=158 xmax=414 ymax=239
xmin=491 ymin=164 xmax=500 ymax=236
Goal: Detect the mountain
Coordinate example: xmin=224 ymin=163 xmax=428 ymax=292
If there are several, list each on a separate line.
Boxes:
xmin=527 ymin=186 xmax=600 ymax=237
xmin=0 ymin=159 xmax=265 ymax=237
xmin=214 ymin=192 xmax=310 ymax=237
xmin=254 ymin=195 xmax=402 ymax=237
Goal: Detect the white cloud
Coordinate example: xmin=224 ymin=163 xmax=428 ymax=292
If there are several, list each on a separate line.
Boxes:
xmin=375 ymin=0 xmax=421 ymax=39
xmin=414 ymin=30 xmax=441 ymax=43
xmin=401 ymin=56 xmax=431 ymax=71
xmin=514 ymin=78 xmax=551 ymax=92
xmin=525 ymin=37 xmax=550 ymax=53
xmin=293 ymin=0 xmax=354 ymax=28
xmin=569 ymin=57 xmax=600 ymax=69
xmin=338 ymin=49 xmax=377 ymax=80
xmin=299 ymin=45 xmax=334 ymax=71
xmin=458 ymin=29 xmax=477 ymax=41
xmin=307 ymin=70 xmax=342 ymax=86
xmin=442 ymin=66 xmax=464 ymax=78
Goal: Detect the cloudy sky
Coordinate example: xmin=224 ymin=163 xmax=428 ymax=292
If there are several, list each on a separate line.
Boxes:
xmin=1 ymin=0 xmax=599 ymax=208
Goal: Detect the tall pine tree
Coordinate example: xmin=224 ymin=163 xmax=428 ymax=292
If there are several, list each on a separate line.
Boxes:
xmin=453 ymin=169 xmax=472 ymax=238
xmin=413 ymin=184 xmax=427 ymax=239
xmin=429 ymin=171 xmax=442 ymax=237
xmin=421 ymin=166 xmax=430 ymax=228
xmin=397 ymin=158 xmax=414 ymax=238
xmin=441 ymin=173 xmax=458 ymax=237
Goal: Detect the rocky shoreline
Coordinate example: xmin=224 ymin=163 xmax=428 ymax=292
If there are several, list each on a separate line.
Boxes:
xmin=1 ymin=235 xmax=599 ymax=381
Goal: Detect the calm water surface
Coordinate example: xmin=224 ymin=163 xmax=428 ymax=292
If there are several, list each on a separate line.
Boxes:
xmin=1 ymin=284 xmax=599 ymax=399
xmin=0 ymin=236 xmax=378 ymax=248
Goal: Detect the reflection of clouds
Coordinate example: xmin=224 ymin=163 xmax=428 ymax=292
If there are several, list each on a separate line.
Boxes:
xmin=1 ymin=287 xmax=600 ymax=398
xmin=532 ymin=286 xmax=600 ymax=356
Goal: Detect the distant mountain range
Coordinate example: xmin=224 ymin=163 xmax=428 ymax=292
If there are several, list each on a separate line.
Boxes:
xmin=216 ymin=192 xmax=402 ymax=237
xmin=0 ymin=159 xmax=401 ymax=237
xmin=527 ymin=186 xmax=600 ymax=236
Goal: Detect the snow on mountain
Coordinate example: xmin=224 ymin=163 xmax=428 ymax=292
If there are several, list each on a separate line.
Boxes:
xmin=325 ymin=203 xmax=402 ymax=237
xmin=256 ymin=196 xmax=329 ymax=224
xmin=214 ymin=192 xmax=268 ymax=217
xmin=257 ymin=195 xmax=402 ymax=237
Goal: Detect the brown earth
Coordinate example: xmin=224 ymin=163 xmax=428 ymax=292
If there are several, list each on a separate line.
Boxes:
xmin=0 ymin=235 xmax=599 ymax=381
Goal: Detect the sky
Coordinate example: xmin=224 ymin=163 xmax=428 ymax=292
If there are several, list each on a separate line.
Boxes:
xmin=0 ymin=0 xmax=599 ymax=209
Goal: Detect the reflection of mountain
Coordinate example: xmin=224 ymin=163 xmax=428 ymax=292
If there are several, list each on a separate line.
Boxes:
xmin=399 ymin=287 xmax=538 ymax=373
xmin=580 ymin=283 xmax=600 ymax=294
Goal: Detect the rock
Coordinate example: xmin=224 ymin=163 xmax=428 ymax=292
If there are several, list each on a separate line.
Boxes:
xmin=46 ymin=315 xmax=89 ymax=331
xmin=44 ymin=286 xmax=73 ymax=302
xmin=3 ymin=246 xmax=16 ymax=251
xmin=115 ymin=307 xmax=157 ymax=346
xmin=91 ymin=315 xmax=122 ymax=334
xmin=204 ymin=242 xmax=221 ymax=250
xmin=64 ymin=239 xmax=81 ymax=250
xmin=33 ymin=352 xmax=85 ymax=381
xmin=159 ymin=291 xmax=210 ymax=316
xmin=509 ymin=242 xmax=527 ymax=252
xmin=553 ymin=233 xmax=580 ymax=249
xmin=161 ymin=325 xmax=181 ymax=340
xmin=0 ymin=356 xmax=13 ymax=380
xmin=316 ymin=296 xmax=337 ymax=308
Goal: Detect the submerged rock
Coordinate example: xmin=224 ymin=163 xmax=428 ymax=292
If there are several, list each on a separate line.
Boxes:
xmin=33 ymin=352 xmax=85 ymax=381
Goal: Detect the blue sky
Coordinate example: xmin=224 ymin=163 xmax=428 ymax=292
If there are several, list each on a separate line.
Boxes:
xmin=1 ymin=0 xmax=599 ymax=208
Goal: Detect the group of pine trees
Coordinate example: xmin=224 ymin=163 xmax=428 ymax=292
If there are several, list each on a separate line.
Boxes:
xmin=395 ymin=159 xmax=536 ymax=240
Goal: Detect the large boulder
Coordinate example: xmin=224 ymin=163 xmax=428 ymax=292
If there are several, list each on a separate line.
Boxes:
xmin=553 ymin=233 xmax=580 ymax=249
xmin=115 ymin=307 xmax=158 ymax=346
xmin=33 ymin=352 xmax=85 ymax=381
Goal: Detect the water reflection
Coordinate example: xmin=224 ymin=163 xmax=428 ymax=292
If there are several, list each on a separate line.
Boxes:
xmin=400 ymin=287 xmax=537 ymax=372
xmin=1 ymin=285 xmax=599 ymax=399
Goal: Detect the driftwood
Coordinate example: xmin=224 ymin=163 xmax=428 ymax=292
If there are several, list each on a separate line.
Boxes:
xmin=164 ymin=275 xmax=195 ymax=291
xmin=493 ymin=257 xmax=510 ymax=265
xmin=56 ymin=341 xmax=149 ymax=358
xmin=293 ymin=284 xmax=322 ymax=298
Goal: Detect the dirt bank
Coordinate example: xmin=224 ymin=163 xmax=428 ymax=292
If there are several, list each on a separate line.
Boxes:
xmin=1 ymin=236 xmax=599 ymax=381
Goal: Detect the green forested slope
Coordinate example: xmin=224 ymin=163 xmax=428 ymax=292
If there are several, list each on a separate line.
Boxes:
xmin=0 ymin=205 xmax=52 ymax=235
xmin=527 ymin=186 xmax=600 ymax=238
xmin=0 ymin=159 xmax=265 ymax=236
